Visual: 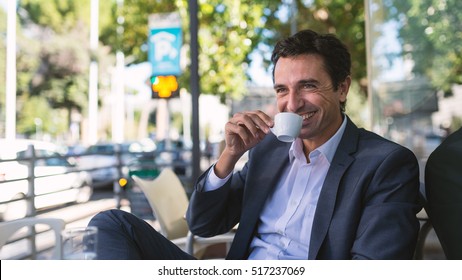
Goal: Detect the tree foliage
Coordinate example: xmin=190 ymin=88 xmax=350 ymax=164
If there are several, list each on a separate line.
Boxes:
xmin=98 ymin=0 xmax=366 ymax=101
xmin=383 ymin=0 xmax=462 ymax=95
xmin=99 ymin=0 xmax=269 ymax=101
xmin=193 ymin=0 xmax=268 ymax=100
xmin=10 ymin=0 xmax=367 ymax=137
xmin=20 ymin=0 xmax=91 ymax=32
xmin=29 ymin=29 xmax=89 ymax=110
xmin=15 ymin=0 xmax=115 ymax=137
xmin=99 ymin=0 xmax=178 ymax=62
xmin=16 ymin=94 xmax=67 ymax=137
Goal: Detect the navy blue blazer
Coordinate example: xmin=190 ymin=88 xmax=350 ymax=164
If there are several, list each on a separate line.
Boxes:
xmin=186 ymin=117 xmax=421 ymax=259
xmin=425 ymin=127 xmax=462 ymax=259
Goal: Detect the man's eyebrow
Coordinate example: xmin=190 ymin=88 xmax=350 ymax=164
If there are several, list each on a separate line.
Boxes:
xmin=298 ymin=78 xmax=320 ymax=85
xmin=273 ymin=79 xmax=320 ymax=89
xmin=273 ymin=83 xmax=285 ymax=90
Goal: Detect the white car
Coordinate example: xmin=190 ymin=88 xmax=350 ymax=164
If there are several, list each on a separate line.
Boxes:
xmin=0 ymin=139 xmax=93 ymax=221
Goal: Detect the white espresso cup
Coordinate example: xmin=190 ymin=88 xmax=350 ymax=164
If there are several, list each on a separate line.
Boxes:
xmin=271 ymin=112 xmax=303 ymax=142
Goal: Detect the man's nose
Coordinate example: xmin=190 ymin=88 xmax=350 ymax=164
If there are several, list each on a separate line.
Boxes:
xmin=286 ymin=90 xmax=303 ymax=112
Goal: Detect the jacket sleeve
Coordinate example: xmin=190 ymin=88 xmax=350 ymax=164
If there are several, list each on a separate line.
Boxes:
xmin=186 ymin=164 xmax=247 ymax=237
xmin=350 ymin=147 xmax=422 ymax=259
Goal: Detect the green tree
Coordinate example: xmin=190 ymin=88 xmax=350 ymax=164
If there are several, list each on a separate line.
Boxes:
xmin=99 ymin=0 xmax=178 ymax=62
xmin=100 ymin=0 xmax=269 ymax=101
xmin=20 ymin=0 xmax=92 ymax=32
xmin=384 ymin=0 xmax=462 ymax=95
xmin=13 ymin=0 xmax=368 ymax=137
xmin=101 ymin=0 xmax=366 ymax=101
xmin=16 ymin=95 xmax=67 ymax=137
xmin=29 ymin=29 xmax=89 ymax=113
xmin=16 ymin=0 xmax=115 ymax=137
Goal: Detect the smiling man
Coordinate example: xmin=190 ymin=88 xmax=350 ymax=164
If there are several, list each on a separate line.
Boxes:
xmin=89 ymin=29 xmax=421 ymax=260
xmin=186 ymin=29 xmax=421 ymax=260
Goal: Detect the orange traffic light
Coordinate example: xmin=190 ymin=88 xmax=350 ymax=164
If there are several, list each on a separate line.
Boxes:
xmin=151 ymin=75 xmax=179 ymax=99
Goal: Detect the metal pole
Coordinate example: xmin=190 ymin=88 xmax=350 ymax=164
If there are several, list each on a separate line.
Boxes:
xmin=88 ymin=0 xmax=99 ymax=144
xmin=112 ymin=0 xmax=125 ymax=143
xmin=290 ymin=0 xmax=297 ymax=35
xmin=26 ymin=145 xmax=38 ymax=259
xmin=189 ymin=0 xmax=201 ymax=189
xmin=112 ymin=51 xmax=125 ymax=143
xmin=113 ymin=143 xmax=123 ymax=209
xmin=5 ymin=0 xmax=17 ymax=140
xmin=26 ymin=145 xmax=37 ymax=218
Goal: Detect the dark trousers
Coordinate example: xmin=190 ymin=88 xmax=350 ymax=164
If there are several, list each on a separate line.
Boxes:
xmin=88 ymin=209 xmax=196 ymax=260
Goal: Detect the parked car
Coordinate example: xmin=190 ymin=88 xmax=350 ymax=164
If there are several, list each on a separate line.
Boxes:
xmin=77 ymin=140 xmax=157 ymax=188
xmin=0 ymin=139 xmax=93 ymax=221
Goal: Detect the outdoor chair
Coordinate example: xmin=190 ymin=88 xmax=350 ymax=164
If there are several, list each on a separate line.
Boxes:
xmin=0 ymin=217 xmax=65 ymax=259
xmin=131 ymin=168 xmax=235 ymax=259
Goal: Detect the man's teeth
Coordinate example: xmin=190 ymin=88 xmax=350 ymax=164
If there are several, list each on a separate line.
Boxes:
xmin=302 ymin=112 xmax=316 ymax=120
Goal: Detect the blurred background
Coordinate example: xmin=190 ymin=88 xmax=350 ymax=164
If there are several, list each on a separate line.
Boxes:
xmin=1 ymin=0 xmax=460 ymax=259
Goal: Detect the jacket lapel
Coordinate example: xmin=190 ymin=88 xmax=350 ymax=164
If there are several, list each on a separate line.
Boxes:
xmin=243 ymin=142 xmax=290 ymax=209
xmin=308 ymin=118 xmax=359 ymax=259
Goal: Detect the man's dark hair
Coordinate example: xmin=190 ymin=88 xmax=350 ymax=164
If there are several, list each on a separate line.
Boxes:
xmin=271 ymin=29 xmax=351 ymax=111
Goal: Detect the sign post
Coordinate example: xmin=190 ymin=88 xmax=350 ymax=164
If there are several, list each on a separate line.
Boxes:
xmin=148 ymin=12 xmax=182 ymax=145
xmin=148 ymin=12 xmax=182 ymax=77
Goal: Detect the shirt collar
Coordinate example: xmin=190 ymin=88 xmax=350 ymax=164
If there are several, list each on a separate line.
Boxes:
xmin=289 ymin=115 xmax=347 ymax=164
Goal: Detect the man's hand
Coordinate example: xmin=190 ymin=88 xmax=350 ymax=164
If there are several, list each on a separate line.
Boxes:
xmin=214 ymin=110 xmax=273 ymax=178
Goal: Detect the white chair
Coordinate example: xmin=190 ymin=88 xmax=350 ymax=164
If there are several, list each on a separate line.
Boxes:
xmin=0 ymin=217 xmax=65 ymax=259
xmin=132 ymin=168 xmax=235 ymax=259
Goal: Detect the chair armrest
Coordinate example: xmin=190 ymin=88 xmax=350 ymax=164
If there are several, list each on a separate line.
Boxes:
xmin=185 ymin=231 xmax=235 ymax=256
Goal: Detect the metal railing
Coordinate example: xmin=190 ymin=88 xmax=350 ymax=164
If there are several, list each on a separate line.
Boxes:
xmin=0 ymin=144 xmax=77 ymax=259
xmin=0 ymin=142 xmax=197 ymax=259
xmin=0 ymin=144 xmax=78 ymax=220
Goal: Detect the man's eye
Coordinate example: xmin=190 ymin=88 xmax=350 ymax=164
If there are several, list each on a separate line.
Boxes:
xmin=303 ymin=83 xmax=316 ymax=89
xmin=275 ymin=88 xmax=287 ymax=95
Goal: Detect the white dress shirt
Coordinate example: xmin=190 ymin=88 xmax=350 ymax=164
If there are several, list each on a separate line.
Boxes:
xmin=205 ymin=116 xmax=347 ymax=259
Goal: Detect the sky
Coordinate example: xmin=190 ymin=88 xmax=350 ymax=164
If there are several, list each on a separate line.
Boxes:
xmin=0 ymin=0 xmax=8 ymax=12
xmin=248 ymin=51 xmax=273 ymax=86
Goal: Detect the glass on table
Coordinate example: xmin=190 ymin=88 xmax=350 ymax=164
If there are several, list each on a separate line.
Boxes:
xmin=61 ymin=226 xmax=98 ymax=260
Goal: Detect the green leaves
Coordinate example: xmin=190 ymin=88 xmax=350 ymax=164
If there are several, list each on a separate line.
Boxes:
xmin=385 ymin=0 xmax=462 ymax=95
xmin=9 ymin=0 xmax=368 ymax=138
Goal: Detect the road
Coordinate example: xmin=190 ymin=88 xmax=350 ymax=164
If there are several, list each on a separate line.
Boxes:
xmin=37 ymin=189 xmax=122 ymax=226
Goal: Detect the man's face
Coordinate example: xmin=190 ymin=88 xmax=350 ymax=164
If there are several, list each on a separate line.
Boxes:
xmin=273 ymin=54 xmax=348 ymax=144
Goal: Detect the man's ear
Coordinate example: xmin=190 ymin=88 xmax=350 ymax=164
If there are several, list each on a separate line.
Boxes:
xmin=339 ymin=76 xmax=351 ymax=101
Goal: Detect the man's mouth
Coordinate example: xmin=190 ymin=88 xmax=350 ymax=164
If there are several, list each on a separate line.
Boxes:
xmin=301 ymin=111 xmax=317 ymax=120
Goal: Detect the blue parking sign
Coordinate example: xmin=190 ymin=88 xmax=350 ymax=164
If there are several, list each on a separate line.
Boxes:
xmin=148 ymin=27 xmax=182 ymax=76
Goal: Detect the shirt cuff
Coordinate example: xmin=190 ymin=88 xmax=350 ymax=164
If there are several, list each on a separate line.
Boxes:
xmin=204 ymin=165 xmax=233 ymax=192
